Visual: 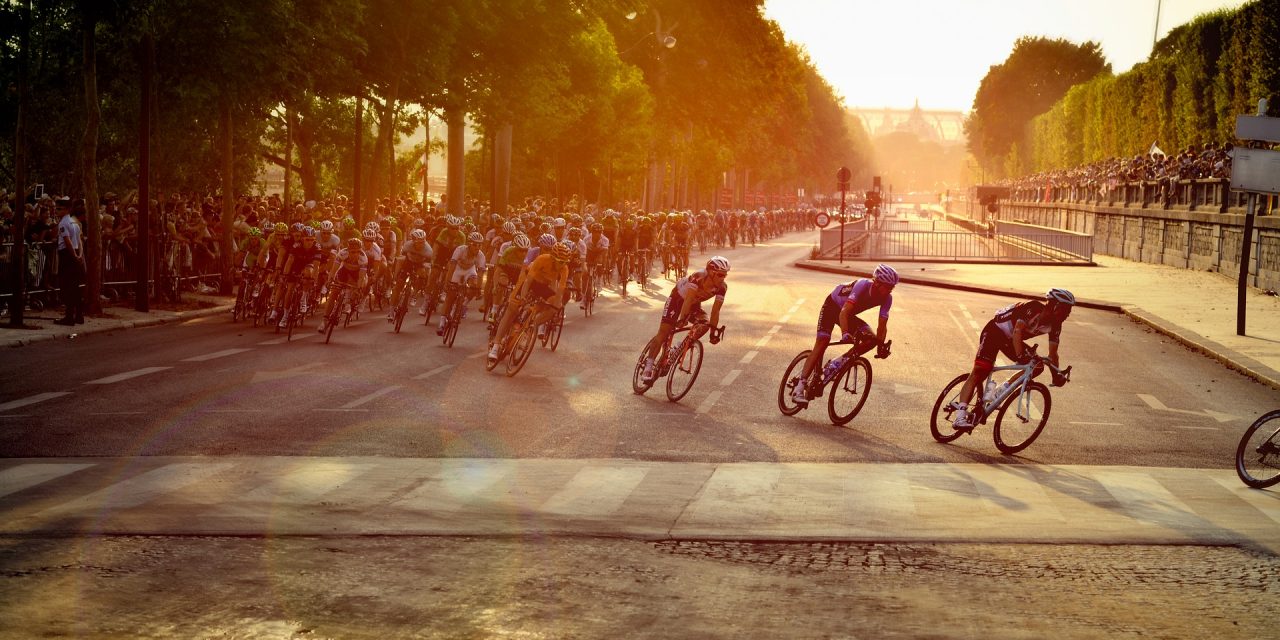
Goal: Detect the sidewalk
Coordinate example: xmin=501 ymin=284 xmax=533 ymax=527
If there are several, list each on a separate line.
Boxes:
xmin=1 ymin=293 xmax=234 ymax=348
xmin=796 ymin=254 xmax=1280 ymax=391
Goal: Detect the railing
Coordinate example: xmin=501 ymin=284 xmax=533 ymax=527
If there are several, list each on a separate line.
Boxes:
xmin=837 ymin=229 xmax=1092 ymax=263
xmin=1009 ymin=178 xmax=1279 ymax=214
xmin=817 ymin=218 xmax=868 ymax=258
xmin=994 ymin=221 xmax=1093 ymax=262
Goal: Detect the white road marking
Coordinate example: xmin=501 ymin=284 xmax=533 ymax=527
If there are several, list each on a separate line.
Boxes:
xmin=893 ymin=383 xmax=925 ymax=395
xmin=945 ymin=309 xmax=978 ymax=351
xmin=257 ymin=337 xmax=290 ymax=345
xmin=467 ymin=351 xmax=487 ymax=359
xmin=38 ymin=462 xmax=236 ymax=517
xmin=413 ymin=365 xmax=454 ymax=380
xmin=767 ymin=325 xmax=782 ymax=334
xmin=540 ymin=466 xmax=650 ymax=516
xmin=0 ymin=463 xmax=95 ymax=499
xmin=720 ymin=370 xmax=743 ymax=386
xmin=696 ymin=390 xmax=723 ymax=414
xmin=202 ymin=409 xmax=264 ymax=413
xmin=1138 ymin=394 xmax=1239 ymax=423
xmin=756 ymin=335 xmax=773 ymax=348
xmin=181 ymin=348 xmax=253 ymax=362
xmin=740 ymin=351 xmax=759 ymax=365
xmin=779 ymin=314 xmax=792 ymax=323
xmin=1172 ymin=425 xmax=1218 ymax=431
xmin=0 ymin=392 xmax=71 ymax=413
xmin=84 ymin=367 xmax=172 ymax=385
xmin=1069 ymin=421 xmax=1123 ymax=426
xmin=87 ymin=412 xmax=144 ymax=416
xmin=341 ymin=385 xmax=403 ymax=409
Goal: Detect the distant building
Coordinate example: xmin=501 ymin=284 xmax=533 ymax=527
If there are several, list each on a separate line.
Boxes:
xmin=850 ymin=101 xmax=966 ymax=144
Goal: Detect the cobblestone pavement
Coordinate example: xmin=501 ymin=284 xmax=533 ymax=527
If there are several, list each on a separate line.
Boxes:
xmin=1 ymin=536 xmax=1275 ymax=639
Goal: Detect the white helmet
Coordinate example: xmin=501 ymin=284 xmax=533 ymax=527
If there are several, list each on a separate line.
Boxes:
xmin=873 ymin=264 xmax=899 ymax=286
xmin=409 ymin=228 xmax=427 ymax=241
xmin=538 ymin=233 xmax=557 ymax=249
xmin=361 ymin=228 xmax=377 ymax=240
xmin=706 ymin=256 xmax=731 ymax=274
xmin=1046 ymin=288 xmax=1075 ymax=306
xmin=502 ymin=221 xmax=517 ymax=234
xmin=513 ymin=233 xmax=531 ymax=249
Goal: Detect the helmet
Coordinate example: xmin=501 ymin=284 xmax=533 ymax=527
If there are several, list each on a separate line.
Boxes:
xmin=513 ymin=233 xmax=531 ymax=249
xmin=538 ymin=233 xmax=557 ymax=249
xmin=345 ymin=238 xmax=362 ymax=249
xmin=303 ymin=227 xmax=316 ymax=237
xmin=386 ymin=216 xmax=397 ymax=227
xmin=1046 ymin=288 xmax=1075 ymax=306
xmin=463 ymin=223 xmax=476 ymax=234
xmin=553 ymin=217 xmax=566 ymax=228
xmin=467 ymin=232 xmax=484 ymax=243
xmin=872 ymin=264 xmax=899 ymax=286
xmin=567 ymin=227 xmax=583 ymax=239
xmin=502 ymin=221 xmax=517 ymax=234
xmin=366 ymin=221 xmax=380 ymax=231
xmin=551 ymin=243 xmax=572 ymax=262
xmin=446 ymin=215 xmax=460 ymax=227
xmin=410 ymin=228 xmax=427 ymax=241
xmin=706 ymin=256 xmax=731 ymax=274
xmin=413 ymin=218 xmax=425 ymax=227
xmin=274 ymin=222 xmax=288 ymax=234
xmin=319 ymin=220 xmax=334 ymax=232
xmin=291 ymin=222 xmax=305 ymax=233
xmin=362 ymin=228 xmax=377 ymax=240
xmin=308 ymin=220 xmax=322 ymax=229
xmin=247 ymin=227 xmax=262 ymax=238
xmin=342 ymin=216 xmax=356 ymax=228
xmin=539 ymin=222 xmax=552 ymax=234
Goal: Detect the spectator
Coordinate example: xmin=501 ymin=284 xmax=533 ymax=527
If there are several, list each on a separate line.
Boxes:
xmin=54 ymin=197 xmax=84 ymax=325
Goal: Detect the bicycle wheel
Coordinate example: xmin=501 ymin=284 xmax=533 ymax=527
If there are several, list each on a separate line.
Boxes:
xmin=827 ymin=357 xmax=873 ymax=426
xmin=777 ymin=350 xmax=811 ymax=416
xmin=1235 ymin=410 xmax=1280 ymax=488
xmin=549 ymin=309 xmax=564 ymax=351
xmin=993 ymin=382 xmax=1052 ymax=455
xmin=394 ymin=299 xmax=407 ymax=333
xmin=443 ymin=305 xmax=459 ymax=347
xmin=632 ymin=337 xmax=659 ymax=395
xmin=929 ymin=373 xmax=971 ymax=443
xmin=506 ymin=323 xmax=537 ymax=377
xmin=665 ymin=339 xmax=703 ymax=402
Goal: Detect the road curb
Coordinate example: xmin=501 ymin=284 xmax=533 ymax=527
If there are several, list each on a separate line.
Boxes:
xmin=793 ymin=258 xmax=1280 ymax=392
xmin=3 ymin=304 xmax=233 ymax=348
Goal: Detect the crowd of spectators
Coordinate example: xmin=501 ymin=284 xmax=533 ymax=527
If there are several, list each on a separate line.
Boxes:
xmin=997 ymin=142 xmax=1236 ymax=202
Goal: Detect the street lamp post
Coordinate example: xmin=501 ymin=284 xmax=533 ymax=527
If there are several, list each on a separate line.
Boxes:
xmin=627 ymin=10 xmax=676 ymax=212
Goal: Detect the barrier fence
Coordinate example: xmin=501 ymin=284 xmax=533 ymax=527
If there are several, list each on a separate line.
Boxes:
xmin=1009 ymin=178 xmax=1279 ymax=215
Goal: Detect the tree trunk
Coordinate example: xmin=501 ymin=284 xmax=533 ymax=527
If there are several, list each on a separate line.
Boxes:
xmin=291 ymin=99 xmax=318 ymax=201
xmin=283 ymin=105 xmax=292 ymax=205
xmin=494 ymin=123 xmax=512 ymax=216
xmin=7 ymin=0 xmax=31 ymax=326
xmin=354 ymin=95 xmax=363 ymax=224
xmin=80 ymin=17 xmax=102 ymax=315
xmin=218 ymin=96 xmax=235 ymax=295
xmin=446 ymin=109 xmax=465 ymax=217
xmin=135 ymin=26 xmax=152 ymax=312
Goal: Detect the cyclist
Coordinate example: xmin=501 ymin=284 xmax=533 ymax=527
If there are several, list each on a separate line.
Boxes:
xmin=616 ymin=216 xmax=638 ymax=288
xmin=582 ymin=223 xmax=610 ymax=307
xmin=640 ymin=256 xmax=730 ymax=384
xmin=437 ymin=232 xmax=487 ymax=335
xmin=791 ymin=264 xmax=897 ymax=407
xmin=489 ymin=242 xmax=571 ymax=363
xmin=386 ymin=228 xmax=434 ymax=320
xmin=318 ymin=238 xmax=369 ymax=333
xmin=947 ymin=288 xmax=1076 ymax=429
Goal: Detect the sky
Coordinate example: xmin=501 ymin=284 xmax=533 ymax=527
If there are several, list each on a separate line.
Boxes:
xmin=763 ymin=0 xmax=1251 ymax=113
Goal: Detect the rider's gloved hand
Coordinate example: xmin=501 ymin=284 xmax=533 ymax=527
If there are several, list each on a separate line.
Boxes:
xmin=1016 ymin=352 xmax=1033 ymax=365
xmin=874 ymin=341 xmax=891 ymax=359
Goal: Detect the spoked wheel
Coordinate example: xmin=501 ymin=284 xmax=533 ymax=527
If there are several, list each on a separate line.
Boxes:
xmin=324 ymin=311 xmax=338 ymax=344
xmin=777 ymin=350 xmax=811 ymax=416
xmin=394 ymin=300 xmax=407 ymax=333
xmin=506 ymin=323 xmax=537 ymax=377
xmin=665 ymin=339 xmax=703 ymax=402
xmin=443 ymin=306 xmax=460 ymax=347
xmin=930 ymin=373 xmax=971 ymax=443
xmin=992 ymin=382 xmax=1052 ymax=454
xmin=1236 ymin=410 xmax=1280 ymax=488
xmin=548 ymin=309 xmax=564 ymax=351
xmin=827 ymin=357 xmax=873 ymax=426
xmin=632 ymin=337 xmax=658 ymax=395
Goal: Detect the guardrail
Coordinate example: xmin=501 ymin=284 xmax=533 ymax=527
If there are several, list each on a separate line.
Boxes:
xmin=817 ymin=218 xmax=868 ymax=258
xmin=994 ymin=221 xmax=1093 ymax=262
xmin=1009 ymin=178 xmax=1279 ymax=215
xmin=834 ymin=229 xmax=1092 ymax=263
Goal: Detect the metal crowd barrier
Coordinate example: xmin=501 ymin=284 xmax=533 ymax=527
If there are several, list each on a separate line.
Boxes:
xmin=841 ymin=229 xmax=1092 ymax=263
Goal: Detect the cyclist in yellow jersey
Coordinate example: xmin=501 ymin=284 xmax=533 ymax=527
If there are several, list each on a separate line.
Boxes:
xmin=488 ymin=242 xmax=570 ymax=363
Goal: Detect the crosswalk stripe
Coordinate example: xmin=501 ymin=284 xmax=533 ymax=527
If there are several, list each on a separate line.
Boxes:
xmin=0 ymin=463 xmax=95 ymax=499
xmin=37 ymin=462 xmax=236 ymax=517
xmin=341 ymin=385 xmax=402 ymax=409
xmin=0 ymin=391 xmax=71 ymax=413
xmin=540 ymin=465 xmax=649 ymax=516
xmin=1093 ymin=470 xmax=1197 ymax=525
xmin=391 ymin=460 xmax=511 ymax=511
xmin=85 ymin=367 xmax=172 ymax=385
xmin=239 ymin=461 xmax=373 ymax=504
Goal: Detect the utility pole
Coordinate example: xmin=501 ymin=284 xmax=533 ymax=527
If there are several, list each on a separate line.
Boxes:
xmin=1231 ymin=98 xmax=1280 ymax=336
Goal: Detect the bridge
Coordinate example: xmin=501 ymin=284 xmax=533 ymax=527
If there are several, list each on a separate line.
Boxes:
xmin=848 ymin=101 xmax=967 ymax=143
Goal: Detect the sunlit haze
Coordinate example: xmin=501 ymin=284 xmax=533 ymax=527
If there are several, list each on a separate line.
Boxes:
xmin=764 ymin=0 xmax=1250 ymax=113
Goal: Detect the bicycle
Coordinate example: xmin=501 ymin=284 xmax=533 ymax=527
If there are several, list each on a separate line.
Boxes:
xmin=485 ymin=298 xmax=546 ymax=377
xmin=440 ymin=282 xmax=477 ymax=348
xmin=391 ymin=268 xmax=427 ymax=334
xmin=929 ymin=345 xmax=1072 ymax=454
xmin=777 ymin=337 xmax=890 ymax=426
xmin=231 ymin=267 xmax=257 ymax=322
xmin=321 ymin=282 xmax=356 ymax=344
xmin=541 ymin=305 xmax=565 ymax=351
xmin=632 ymin=322 xmax=725 ymax=402
xmin=1235 ymin=410 xmax=1280 ymax=488
xmin=583 ymin=262 xmax=605 ymax=316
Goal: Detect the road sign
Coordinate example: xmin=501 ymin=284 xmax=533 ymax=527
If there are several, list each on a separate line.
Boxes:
xmin=1230 ymin=148 xmax=1280 ymax=194
xmin=1236 ymin=115 xmax=1280 ymax=143
xmin=814 ymin=212 xmax=830 ymax=228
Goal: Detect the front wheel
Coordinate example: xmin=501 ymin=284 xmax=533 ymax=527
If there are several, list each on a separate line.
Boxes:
xmin=930 ymin=373 xmax=971 ymax=443
xmin=666 ymin=339 xmax=704 ymax=402
xmin=632 ymin=337 xmax=658 ymax=395
xmin=777 ymin=350 xmax=811 ymax=416
xmin=548 ymin=309 xmax=564 ymax=351
xmin=992 ymin=382 xmax=1052 ymax=455
xmin=1235 ymin=410 xmax=1280 ymax=488
xmin=827 ymin=358 xmax=873 ymax=426
xmin=506 ymin=323 xmax=537 ymax=377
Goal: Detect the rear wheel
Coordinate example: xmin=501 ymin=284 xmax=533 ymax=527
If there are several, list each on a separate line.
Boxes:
xmin=665 ymin=339 xmax=704 ymax=402
xmin=777 ymin=350 xmax=811 ymax=416
xmin=506 ymin=323 xmax=537 ymax=377
xmin=632 ymin=337 xmax=659 ymax=395
xmin=993 ymin=382 xmax=1052 ymax=454
xmin=930 ymin=374 xmax=971 ymax=443
xmin=443 ymin=302 xmax=460 ymax=347
xmin=1236 ymin=410 xmax=1280 ymax=488
xmin=827 ymin=357 xmax=872 ymax=426
xmin=549 ymin=309 xmax=564 ymax=351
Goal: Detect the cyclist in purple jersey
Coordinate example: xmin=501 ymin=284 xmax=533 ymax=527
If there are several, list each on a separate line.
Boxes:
xmin=792 ymin=264 xmax=898 ymax=407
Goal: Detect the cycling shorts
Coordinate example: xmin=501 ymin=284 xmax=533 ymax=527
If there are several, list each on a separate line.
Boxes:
xmin=975 ymin=319 xmax=1026 ymax=370
xmin=815 ymin=296 xmax=871 ymax=340
xmin=660 ymin=290 xmax=707 ymax=327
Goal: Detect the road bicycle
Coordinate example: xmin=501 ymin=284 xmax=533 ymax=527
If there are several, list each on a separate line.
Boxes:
xmin=583 ymin=262 xmax=606 ymax=316
xmin=777 ymin=336 xmax=890 ymax=426
xmin=540 ymin=305 xmax=565 ymax=351
xmin=231 ymin=267 xmax=262 ymax=323
xmin=320 ymin=282 xmax=357 ymax=345
xmin=1235 ymin=410 xmax=1280 ymax=488
xmin=632 ymin=322 xmax=725 ymax=402
xmin=439 ymin=282 xmax=478 ymax=348
xmin=929 ymin=345 xmax=1072 ymax=454
xmin=485 ymin=298 xmax=550 ymax=377
xmin=390 ymin=268 xmax=428 ymax=334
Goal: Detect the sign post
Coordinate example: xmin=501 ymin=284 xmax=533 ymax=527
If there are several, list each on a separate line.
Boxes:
xmin=837 ymin=167 xmax=851 ymax=264
xmin=1232 ymin=99 xmax=1280 ymax=336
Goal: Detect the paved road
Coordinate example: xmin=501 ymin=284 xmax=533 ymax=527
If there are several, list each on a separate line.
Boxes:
xmin=0 ymin=232 xmax=1270 ymax=467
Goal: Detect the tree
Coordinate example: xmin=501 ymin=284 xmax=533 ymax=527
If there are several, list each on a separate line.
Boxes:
xmin=965 ymin=36 xmax=1109 ymax=177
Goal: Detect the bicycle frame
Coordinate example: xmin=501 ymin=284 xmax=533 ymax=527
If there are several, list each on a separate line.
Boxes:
xmin=974 ymin=356 xmax=1068 ymax=424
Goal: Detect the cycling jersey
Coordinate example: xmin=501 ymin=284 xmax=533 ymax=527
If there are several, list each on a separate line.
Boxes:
xmin=399 ymin=239 xmax=433 ymax=266
xmin=584 ymin=234 xmax=610 ymax=262
xmin=993 ymin=300 xmax=1061 ymax=344
xmin=673 ymin=269 xmax=727 ymax=305
xmin=432 ymin=228 xmax=465 ymax=266
xmin=617 ymin=226 xmax=637 ymax=252
xmin=240 ymin=236 xmax=265 ymax=269
xmin=829 ymin=279 xmax=892 ymax=320
xmin=670 ymin=221 xmax=691 ymax=241
xmin=521 ymin=253 xmax=568 ymax=302
xmin=361 ymin=241 xmax=384 ymax=265
xmin=332 ymin=247 xmax=369 ymax=284
xmin=448 ymin=245 xmax=487 ymax=284
xmin=284 ymin=241 xmax=323 ymax=276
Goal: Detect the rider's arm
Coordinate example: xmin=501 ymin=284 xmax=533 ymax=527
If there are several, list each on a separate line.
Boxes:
xmin=1048 ymin=341 xmax=1060 ymax=368
xmin=708 ymin=297 xmax=723 ymax=329
xmin=676 ymin=293 xmax=697 ymax=325
xmin=1012 ymin=321 xmax=1027 ymax=360
xmin=875 ymin=316 xmax=888 ymax=345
